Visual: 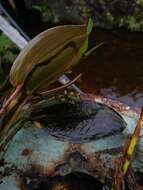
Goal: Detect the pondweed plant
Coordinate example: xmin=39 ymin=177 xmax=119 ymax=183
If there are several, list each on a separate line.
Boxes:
xmin=0 ymin=18 xmax=94 ymax=149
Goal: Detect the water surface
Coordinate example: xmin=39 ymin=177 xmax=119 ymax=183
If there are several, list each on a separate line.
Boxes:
xmin=71 ymin=29 xmax=143 ymax=108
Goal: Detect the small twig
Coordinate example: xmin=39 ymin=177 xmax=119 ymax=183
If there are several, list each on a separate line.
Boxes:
xmin=84 ymin=42 xmax=104 ymax=57
xmin=40 ymin=74 xmax=82 ymax=97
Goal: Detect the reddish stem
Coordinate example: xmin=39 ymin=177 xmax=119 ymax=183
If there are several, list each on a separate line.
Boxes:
xmin=133 ymin=107 xmax=143 ymax=137
xmin=0 ymin=83 xmax=23 ymax=115
xmin=40 ymin=74 xmax=82 ymax=96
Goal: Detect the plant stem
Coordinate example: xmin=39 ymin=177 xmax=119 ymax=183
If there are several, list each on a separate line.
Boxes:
xmin=0 ymin=83 xmax=23 ymax=115
xmin=0 ymin=95 xmax=31 ymax=151
xmin=111 ymin=107 xmax=143 ymax=190
xmin=122 ymin=107 xmax=143 ymax=175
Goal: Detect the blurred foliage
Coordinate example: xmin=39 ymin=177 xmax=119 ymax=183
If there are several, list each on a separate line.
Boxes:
xmin=137 ymin=0 xmax=143 ymax=5
xmin=0 ymin=32 xmax=15 ymax=53
xmin=24 ymin=0 xmax=143 ymax=32
xmin=32 ymin=3 xmax=59 ymax=23
xmin=0 ymin=32 xmax=19 ymax=61
xmin=0 ymin=31 xmax=19 ymax=91
xmin=119 ymin=16 xmax=141 ymax=31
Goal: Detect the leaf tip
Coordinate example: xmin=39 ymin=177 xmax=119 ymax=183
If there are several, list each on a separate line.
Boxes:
xmin=87 ymin=18 xmax=94 ymax=35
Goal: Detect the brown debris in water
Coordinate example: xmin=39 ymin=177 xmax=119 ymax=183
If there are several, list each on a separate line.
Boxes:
xmin=21 ymin=148 xmax=33 ymax=157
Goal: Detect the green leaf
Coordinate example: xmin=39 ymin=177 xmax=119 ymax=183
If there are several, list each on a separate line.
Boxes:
xmin=77 ymin=18 xmax=94 ymax=58
xmin=86 ymin=18 xmax=94 ymax=35
xmin=10 ymin=24 xmax=86 ymax=87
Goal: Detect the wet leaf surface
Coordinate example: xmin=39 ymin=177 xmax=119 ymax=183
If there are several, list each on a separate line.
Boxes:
xmin=31 ymin=99 xmax=126 ymax=143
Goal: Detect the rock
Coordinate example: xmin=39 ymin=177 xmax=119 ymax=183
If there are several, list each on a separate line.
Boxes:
xmin=24 ymin=0 xmax=143 ymax=31
xmin=0 ymin=94 xmax=143 ymax=189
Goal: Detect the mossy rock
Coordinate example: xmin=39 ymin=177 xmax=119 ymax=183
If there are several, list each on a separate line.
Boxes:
xmin=25 ymin=0 xmax=143 ymax=31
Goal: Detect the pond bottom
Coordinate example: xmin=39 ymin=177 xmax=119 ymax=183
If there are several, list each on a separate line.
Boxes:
xmin=21 ymin=172 xmax=105 ymax=190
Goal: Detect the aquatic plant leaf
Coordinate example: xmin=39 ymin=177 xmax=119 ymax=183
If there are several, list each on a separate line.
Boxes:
xmin=9 ymin=23 xmax=88 ymax=90
xmin=1 ymin=21 xmax=90 ymax=114
xmin=0 ymin=19 xmax=93 ymax=143
xmin=31 ymin=99 xmax=126 ymax=143
xmin=25 ymin=34 xmax=86 ymax=92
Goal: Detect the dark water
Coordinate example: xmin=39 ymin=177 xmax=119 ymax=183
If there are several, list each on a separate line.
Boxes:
xmin=2 ymin=0 xmax=143 ymax=109
xmin=31 ymin=99 xmax=126 ymax=142
xmin=72 ymin=29 xmax=143 ymax=108
xmin=22 ymin=172 xmax=104 ymax=190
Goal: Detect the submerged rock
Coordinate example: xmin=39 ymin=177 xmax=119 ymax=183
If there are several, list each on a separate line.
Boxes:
xmin=0 ymin=94 xmax=142 ymax=190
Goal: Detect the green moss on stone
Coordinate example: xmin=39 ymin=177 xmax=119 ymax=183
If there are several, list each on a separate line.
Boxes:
xmin=32 ymin=4 xmax=59 ymax=23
